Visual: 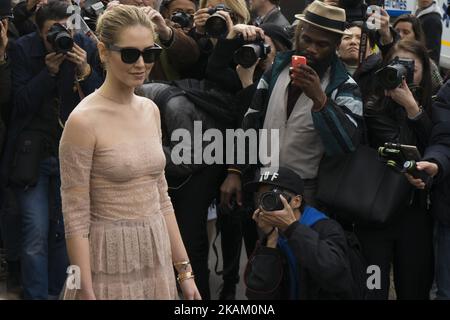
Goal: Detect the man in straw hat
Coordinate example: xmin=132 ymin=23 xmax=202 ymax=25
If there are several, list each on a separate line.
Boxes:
xmin=221 ymin=0 xmax=363 ymax=208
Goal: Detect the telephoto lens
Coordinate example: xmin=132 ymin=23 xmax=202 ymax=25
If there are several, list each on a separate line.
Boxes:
xmin=234 ymin=40 xmax=271 ymax=68
xmin=205 ymin=4 xmax=231 ymax=38
xmin=47 ymin=23 xmax=74 ymax=54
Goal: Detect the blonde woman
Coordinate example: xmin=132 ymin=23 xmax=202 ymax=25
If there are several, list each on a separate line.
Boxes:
xmin=59 ymin=5 xmax=200 ymax=300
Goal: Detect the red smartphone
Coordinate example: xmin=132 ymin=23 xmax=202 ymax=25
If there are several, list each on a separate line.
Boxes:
xmin=291 ymin=55 xmax=307 ymax=68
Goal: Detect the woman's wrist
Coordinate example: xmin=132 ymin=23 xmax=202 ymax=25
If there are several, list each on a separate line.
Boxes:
xmin=405 ymin=99 xmax=420 ymax=117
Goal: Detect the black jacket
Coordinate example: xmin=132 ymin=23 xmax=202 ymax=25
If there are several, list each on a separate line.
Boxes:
xmin=258 ymin=7 xmax=290 ymax=28
xmin=136 ymin=80 xmax=242 ymax=185
xmin=0 ymin=59 xmax=10 ymax=152
xmin=416 ymin=2 xmax=443 ymax=65
xmin=245 ymin=218 xmax=354 ymax=300
xmin=423 ymin=81 xmax=450 ymax=225
xmin=353 ymin=53 xmax=382 ymax=103
xmin=365 ymin=95 xmax=433 ymax=153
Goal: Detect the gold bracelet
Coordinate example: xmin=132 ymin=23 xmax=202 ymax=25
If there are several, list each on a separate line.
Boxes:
xmin=177 ymin=271 xmax=195 ymax=284
xmin=173 ymin=260 xmax=190 ymax=268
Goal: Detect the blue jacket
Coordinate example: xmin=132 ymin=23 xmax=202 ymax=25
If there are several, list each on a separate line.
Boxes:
xmin=424 ymin=80 xmax=450 ymax=225
xmin=0 ymin=31 xmax=103 ymax=185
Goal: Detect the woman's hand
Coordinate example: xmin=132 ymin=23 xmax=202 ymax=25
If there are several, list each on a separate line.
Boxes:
xmin=227 ymin=24 xmax=264 ymax=41
xmin=193 ymin=8 xmax=211 ymax=34
xmin=385 ymin=79 xmax=421 ymax=117
xmin=179 ymin=278 xmax=202 ymax=300
xmin=143 ymin=7 xmax=172 ymax=41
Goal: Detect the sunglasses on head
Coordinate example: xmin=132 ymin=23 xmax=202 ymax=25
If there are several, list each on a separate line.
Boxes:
xmin=107 ymin=43 xmax=163 ymax=64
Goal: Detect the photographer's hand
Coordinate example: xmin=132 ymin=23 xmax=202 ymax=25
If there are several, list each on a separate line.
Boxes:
xmin=144 ymin=7 xmax=172 ymax=42
xmin=291 ymin=64 xmax=327 ymax=111
xmin=259 ymin=195 xmax=297 ymax=232
xmin=193 ymin=8 xmax=210 ymax=34
xmin=405 ymin=161 xmax=439 ymax=189
xmin=253 ymin=209 xmax=279 ymax=248
xmin=374 ymin=8 xmax=393 ymax=45
xmin=385 ymin=79 xmax=421 ymax=118
xmin=227 ymin=23 xmax=264 ymax=41
xmin=220 ymin=173 xmax=243 ymax=208
xmin=66 ymin=43 xmax=91 ymax=80
xmin=45 ymin=52 xmax=65 ymax=76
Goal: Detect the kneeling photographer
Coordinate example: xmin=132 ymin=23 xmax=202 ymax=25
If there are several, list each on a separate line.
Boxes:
xmin=0 ymin=0 xmax=102 ymax=299
xmin=244 ymin=167 xmax=354 ymax=300
xmin=359 ymin=39 xmax=434 ymax=300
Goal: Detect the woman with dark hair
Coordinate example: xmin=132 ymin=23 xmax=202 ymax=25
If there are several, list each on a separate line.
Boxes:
xmin=357 ymin=40 xmax=435 ymax=300
xmin=393 ymin=14 xmax=442 ymax=95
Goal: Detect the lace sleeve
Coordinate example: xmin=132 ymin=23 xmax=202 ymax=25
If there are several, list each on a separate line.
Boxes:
xmin=59 ymin=112 xmax=95 ymax=239
xmin=157 ymin=171 xmax=175 ymax=216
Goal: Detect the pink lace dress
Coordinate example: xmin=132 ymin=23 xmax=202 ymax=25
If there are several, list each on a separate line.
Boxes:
xmin=59 ymin=93 xmax=177 ymax=299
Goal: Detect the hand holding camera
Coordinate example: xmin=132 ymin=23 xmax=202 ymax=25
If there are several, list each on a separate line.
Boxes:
xmin=384 ymin=79 xmax=421 ymax=117
xmin=405 ymin=161 xmax=438 ymax=189
xmin=66 ymin=43 xmax=90 ymax=79
xmin=227 ymin=24 xmax=264 ymax=42
xmin=193 ymin=7 xmax=211 ymax=34
xmin=45 ymin=52 xmax=65 ymax=76
xmin=257 ymin=194 xmax=297 ymax=233
xmin=290 ymin=62 xmax=327 ymax=111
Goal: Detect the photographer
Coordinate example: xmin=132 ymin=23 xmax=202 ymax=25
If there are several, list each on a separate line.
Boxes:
xmin=360 ymin=39 xmax=434 ymax=299
xmin=144 ymin=0 xmax=200 ymax=80
xmin=244 ymin=167 xmax=354 ymax=299
xmin=207 ymin=22 xmax=292 ymax=299
xmin=406 ymin=80 xmax=450 ymax=299
xmin=416 ymin=0 xmax=443 ymax=65
xmin=393 ymin=14 xmax=442 ymax=95
xmin=0 ymin=0 xmax=102 ymax=299
xmin=188 ymin=0 xmax=250 ymax=79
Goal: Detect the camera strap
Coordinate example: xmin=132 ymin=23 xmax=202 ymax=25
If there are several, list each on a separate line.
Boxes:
xmin=358 ymin=23 xmax=369 ymax=67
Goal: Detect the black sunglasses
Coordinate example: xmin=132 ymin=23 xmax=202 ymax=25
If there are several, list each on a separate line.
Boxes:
xmin=107 ymin=44 xmax=163 ymax=64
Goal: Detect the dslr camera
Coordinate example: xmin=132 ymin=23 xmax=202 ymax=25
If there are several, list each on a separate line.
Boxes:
xmin=375 ymin=57 xmax=415 ymax=90
xmin=205 ymin=4 xmax=233 ymax=38
xmin=258 ymin=189 xmax=291 ymax=212
xmin=171 ymin=11 xmax=194 ymax=29
xmin=234 ymin=37 xmax=271 ymax=68
xmin=47 ymin=23 xmax=73 ymax=54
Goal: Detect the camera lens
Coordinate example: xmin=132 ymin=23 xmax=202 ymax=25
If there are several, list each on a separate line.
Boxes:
xmin=55 ymin=33 xmax=74 ymax=53
xmin=234 ymin=44 xmax=261 ymax=68
xmin=205 ymin=14 xmax=228 ymax=37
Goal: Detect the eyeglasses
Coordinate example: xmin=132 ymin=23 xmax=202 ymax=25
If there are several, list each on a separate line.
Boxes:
xmin=107 ymin=43 xmax=163 ymax=64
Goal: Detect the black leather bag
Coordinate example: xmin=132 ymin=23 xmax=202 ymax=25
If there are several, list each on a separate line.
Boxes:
xmin=317 ymin=145 xmax=412 ymax=226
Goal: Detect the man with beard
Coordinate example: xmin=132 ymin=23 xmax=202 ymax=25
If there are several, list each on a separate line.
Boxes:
xmin=220 ymin=1 xmax=363 ymax=207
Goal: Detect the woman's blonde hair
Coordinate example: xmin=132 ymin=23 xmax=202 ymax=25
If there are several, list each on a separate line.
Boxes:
xmin=96 ymin=4 xmax=155 ymax=47
xmin=199 ymin=0 xmax=250 ymax=24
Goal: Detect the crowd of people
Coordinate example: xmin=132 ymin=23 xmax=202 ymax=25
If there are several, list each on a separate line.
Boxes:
xmin=0 ymin=0 xmax=449 ymax=301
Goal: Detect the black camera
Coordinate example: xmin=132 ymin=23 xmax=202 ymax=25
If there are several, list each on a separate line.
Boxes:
xmin=205 ymin=4 xmax=232 ymax=38
xmin=234 ymin=37 xmax=271 ymax=68
xmin=375 ymin=57 xmax=415 ymax=90
xmin=171 ymin=11 xmax=193 ymax=28
xmin=378 ymin=142 xmax=422 ymax=171
xmin=47 ymin=23 xmax=73 ymax=54
xmin=258 ymin=189 xmax=291 ymax=212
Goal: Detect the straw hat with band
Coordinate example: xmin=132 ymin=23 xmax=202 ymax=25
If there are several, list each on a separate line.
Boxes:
xmin=295 ymin=1 xmax=350 ymax=35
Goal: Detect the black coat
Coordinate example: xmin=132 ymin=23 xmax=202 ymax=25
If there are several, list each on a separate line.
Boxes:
xmin=424 ymin=81 xmax=450 ymax=225
xmin=0 ymin=59 xmax=10 ymax=152
xmin=259 ymin=8 xmax=290 ymax=28
xmin=245 ymin=218 xmax=354 ymax=300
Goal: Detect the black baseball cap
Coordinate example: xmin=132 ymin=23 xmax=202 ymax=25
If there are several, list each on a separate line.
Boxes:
xmin=244 ymin=167 xmax=304 ymax=195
